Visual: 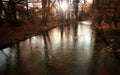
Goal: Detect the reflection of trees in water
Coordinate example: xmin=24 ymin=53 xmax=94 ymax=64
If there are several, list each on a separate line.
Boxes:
xmin=59 ymin=23 xmax=72 ymax=50
xmin=66 ymin=23 xmax=71 ymax=46
xmin=1 ymin=50 xmax=10 ymax=75
xmin=0 ymin=43 xmax=21 ymax=75
xmin=42 ymin=31 xmax=55 ymax=75
xmin=42 ymin=32 xmax=52 ymax=64
xmin=72 ymin=22 xmax=78 ymax=60
xmin=15 ymin=43 xmax=21 ymax=75
xmin=60 ymin=26 xmax=64 ymax=39
xmin=73 ymin=22 xmax=78 ymax=41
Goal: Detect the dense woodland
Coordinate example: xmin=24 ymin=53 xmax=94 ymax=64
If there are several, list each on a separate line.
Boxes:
xmin=0 ymin=0 xmax=120 ymax=27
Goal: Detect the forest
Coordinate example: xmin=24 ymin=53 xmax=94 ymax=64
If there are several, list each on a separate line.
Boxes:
xmin=0 ymin=0 xmax=120 ymax=48
xmin=0 ymin=1 xmax=120 ymax=75
xmin=0 ymin=0 xmax=119 ymax=27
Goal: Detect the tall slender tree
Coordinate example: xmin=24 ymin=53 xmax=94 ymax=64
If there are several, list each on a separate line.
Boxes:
xmin=73 ymin=0 xmax=79 ymax=20
xmin=8 ymin=0 xmax=17 ymax=23
xmin=41 ymin=0 xmax=51 ymax=26
xmin=0 ymin=0 xmax=10 ymax=22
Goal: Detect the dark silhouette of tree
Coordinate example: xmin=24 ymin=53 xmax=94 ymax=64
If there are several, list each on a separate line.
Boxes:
xmin=41 ymin=0 xmax=59 ymax=25
xmin=112 ymin=0 xmax=120 ymax=28
xmin=41 ymin=0 xmax=51 ymax=26
xmin=8 ymin=0 xmax=17 ymax=24
xmin=93 ymin=0 xmax=120 ymax=28
xmin=0 ymin=0 xmax=3 ymax=25
xmin=73 ymin=0 xmax=79 ymax=20
xmin=0 ymin=0 xmax=10 ymax=23
xmin=0 ymin=0 xmax=26 ymax=25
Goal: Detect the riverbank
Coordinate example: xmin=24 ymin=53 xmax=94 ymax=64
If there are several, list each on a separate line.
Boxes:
xmin=0 ymin=20 xmax=70 ymax=49
xmin=0 ymin=20 xmax=120 ymax=49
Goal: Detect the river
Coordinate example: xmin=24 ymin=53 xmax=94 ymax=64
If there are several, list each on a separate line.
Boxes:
xmin=0 ymin=21 xmax=120 ymax=75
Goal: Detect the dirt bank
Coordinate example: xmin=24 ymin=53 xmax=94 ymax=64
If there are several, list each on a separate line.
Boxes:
xmin=0 ymin=20 xmax=68 ymax=49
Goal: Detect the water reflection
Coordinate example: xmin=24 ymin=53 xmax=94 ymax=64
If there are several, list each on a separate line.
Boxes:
xmin=0 ymin=21 xmax=120 ymax=75
xmin=42 ymin=32 xmax=52 ymax=64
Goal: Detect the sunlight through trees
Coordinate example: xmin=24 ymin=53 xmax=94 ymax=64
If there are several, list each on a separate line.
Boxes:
xmin=0 ymin=0 xmax=119 ymax=27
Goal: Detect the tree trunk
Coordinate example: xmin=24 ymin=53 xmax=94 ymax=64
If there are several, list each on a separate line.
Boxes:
xmin=0 ymin=0 xmax=10 ymax=22
xmin=73 ymin=0 xmax=79 ymax=20
xmin=41 ymin=0 xmax=47 ymax=25
xmin=41 ymin=0 xmax=51 ymax=26
xmin=8 ymin=0 xmax=17 ymax=24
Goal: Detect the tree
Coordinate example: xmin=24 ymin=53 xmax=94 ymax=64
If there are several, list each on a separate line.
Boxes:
xmin=57 ymin=0 xmax=66 ymax=21
xmin=0 ymin=0 xmax=3 ymax=25
xmin=8 ymin=0 xmax=17 ymax=24
xmin=0 ymin=0 xmax=10 ymax=23
xmin=112 ymin=0 xmax=120 ymax=28
xmin=41 ymin=0 xmax=51 ymax=26
xmin=73 ymin=0 xmax=79 ymax=20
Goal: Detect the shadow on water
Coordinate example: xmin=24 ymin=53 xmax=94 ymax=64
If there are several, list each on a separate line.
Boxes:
xmin=0 ymin=21 xmax=120 ymax=75
xmin=0 ymin=43 xmax=21 ymax=75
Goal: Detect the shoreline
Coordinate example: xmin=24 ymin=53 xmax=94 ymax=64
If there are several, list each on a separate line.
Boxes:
xmin=0 ymin=20 xmax=120 ymax=50
xmin=0 ymin=21 xmax=70 ymax=50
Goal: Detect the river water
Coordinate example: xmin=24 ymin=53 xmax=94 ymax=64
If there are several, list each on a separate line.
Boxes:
xmin=0 ymin=21 xmax=120 ymax=75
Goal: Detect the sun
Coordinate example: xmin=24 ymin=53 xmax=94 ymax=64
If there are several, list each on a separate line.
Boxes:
xmin=61 ymin=1 xmax=68 ymax=11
